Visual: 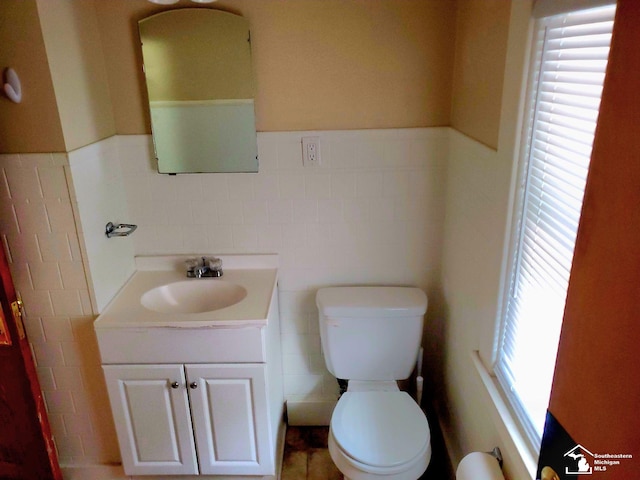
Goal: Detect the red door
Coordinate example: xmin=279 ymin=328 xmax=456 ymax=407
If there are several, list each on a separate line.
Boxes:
xmin=0 ymin=246 xmax=61 ymax=479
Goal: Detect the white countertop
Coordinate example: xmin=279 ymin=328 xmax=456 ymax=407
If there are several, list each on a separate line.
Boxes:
xmin=94 ymin=255 xmax=278 ymax=329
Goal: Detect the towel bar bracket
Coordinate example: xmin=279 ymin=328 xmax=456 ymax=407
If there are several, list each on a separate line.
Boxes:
xmin=105 ymin=222 xmax=137 ymax=238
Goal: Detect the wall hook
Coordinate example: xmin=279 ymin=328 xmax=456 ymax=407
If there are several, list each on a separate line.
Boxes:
xmin=3 ymin=68 xmax=22 ymax=104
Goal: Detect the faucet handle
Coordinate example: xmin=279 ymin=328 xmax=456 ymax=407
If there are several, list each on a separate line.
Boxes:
xmin=185 ymin=256 xmax=222 ymax=277
xmin=205 ymin=256 xmax=222 ymax=271
xmin=185 ymin=258 xmax=199 ymax=270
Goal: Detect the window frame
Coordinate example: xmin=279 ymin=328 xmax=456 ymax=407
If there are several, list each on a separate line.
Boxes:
xmin=493 ymin=2 xmax=616 ymax=451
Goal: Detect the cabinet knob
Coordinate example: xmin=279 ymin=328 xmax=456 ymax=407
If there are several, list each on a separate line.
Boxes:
xmin=189 ymin=382 xmax=198 ymax=389
xmin=170 ymin=381 xmax=179 ymax=389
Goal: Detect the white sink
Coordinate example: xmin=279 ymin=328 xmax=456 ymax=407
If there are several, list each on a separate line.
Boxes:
xmin=94 ymin=255 xmax=278 ymax=330
xmin=141 ymin=280 xmax=247 ymax=314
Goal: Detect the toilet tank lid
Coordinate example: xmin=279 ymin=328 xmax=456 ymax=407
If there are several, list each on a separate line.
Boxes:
xmin=316 ymin=287 xmax=427 ymax=318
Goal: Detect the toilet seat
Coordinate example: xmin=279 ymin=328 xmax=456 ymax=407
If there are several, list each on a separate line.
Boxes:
xmin=329 ymin=428 xmax=432 ymax=478
xmin=331 ymin=391 xmax=430 ymax=470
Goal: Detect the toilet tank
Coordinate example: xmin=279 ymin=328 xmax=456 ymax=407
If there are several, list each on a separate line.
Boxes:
xmin=316 ymin=287 xmax=427 ymax=381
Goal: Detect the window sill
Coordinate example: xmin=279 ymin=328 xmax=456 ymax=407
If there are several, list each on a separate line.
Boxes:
xmin=471 ymin=350 xmax=538 ymax=480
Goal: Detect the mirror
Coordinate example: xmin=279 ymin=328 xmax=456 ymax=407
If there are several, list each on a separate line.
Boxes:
xmin=139 ymin=9 xmax=258 ymax=174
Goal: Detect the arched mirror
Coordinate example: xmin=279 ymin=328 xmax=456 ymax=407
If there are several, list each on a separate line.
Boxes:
xmin=139 ymin=9 xmax=258 ymax=174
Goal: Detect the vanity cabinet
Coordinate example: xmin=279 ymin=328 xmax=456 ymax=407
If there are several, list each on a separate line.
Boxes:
xmin=103 ymin=363 xmax=272 ymax=476
xmin=94 ymin=257 xmax=284 ymax=478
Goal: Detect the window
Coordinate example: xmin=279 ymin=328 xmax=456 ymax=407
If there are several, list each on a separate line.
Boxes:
xmin=495 ymin=2 xmax=616 ymax=448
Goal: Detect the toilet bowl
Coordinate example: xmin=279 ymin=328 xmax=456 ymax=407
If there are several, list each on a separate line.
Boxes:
xmin=329 ymin=389 xmax=431 ymax=480
xmin=316 ymin=287 xmax=430 ymax=480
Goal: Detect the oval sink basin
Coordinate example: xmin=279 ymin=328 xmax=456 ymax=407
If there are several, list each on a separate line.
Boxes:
xmin=141 ymin=280 xmax=247 ymax=314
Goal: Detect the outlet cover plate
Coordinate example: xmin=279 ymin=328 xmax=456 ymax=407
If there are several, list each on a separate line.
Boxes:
xmin=302 ymin=136 xmax=321 ymax=167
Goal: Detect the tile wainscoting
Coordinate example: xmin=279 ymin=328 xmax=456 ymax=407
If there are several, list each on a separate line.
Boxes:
xmin=0 ymin=152 xmax=120 ymax=464
xmin=0 ymin=126 xmax=449 ymax=467
xmin=118 ymin=129 xmax=448 ymax=424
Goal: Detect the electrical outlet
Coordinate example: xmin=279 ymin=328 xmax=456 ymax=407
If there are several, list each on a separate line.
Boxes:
xmin=302 ymin=136 xmax=321 ymax=167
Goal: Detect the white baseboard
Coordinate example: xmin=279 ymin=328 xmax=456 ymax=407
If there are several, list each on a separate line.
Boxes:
xmin=286 ymin=400 xmax=337 ymax=426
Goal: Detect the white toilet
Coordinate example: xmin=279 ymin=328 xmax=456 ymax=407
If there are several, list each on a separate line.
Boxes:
xmin=316 ymin=286 xmax=431 ymax=480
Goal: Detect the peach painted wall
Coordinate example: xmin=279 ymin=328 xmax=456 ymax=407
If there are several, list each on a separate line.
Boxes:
xmin=549 ymin=0 xmax=640 ymax=475
xmin=35 ymin=0 xmax=116 ymax=152
xmin=0 ymin=1 xmax=65 ymax=154
xmin=0 ymin=0 xmax=116 ymax=154
xmin=450 ymin=0 xmax=511 ymax=149
xmin=93 ymin=0 xmax=456 ymax=134
xmin=2 ymin=1 xmax=513 ymax=152
xmin=1 ymin=1 xmax=513 ymax=154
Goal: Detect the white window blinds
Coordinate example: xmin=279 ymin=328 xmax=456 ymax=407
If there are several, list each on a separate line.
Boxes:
xmin=495 ymin=3 xmax=615 ymax=447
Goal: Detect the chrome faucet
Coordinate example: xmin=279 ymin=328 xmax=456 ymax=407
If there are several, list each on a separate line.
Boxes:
xmin=186 ymin=256 xmax=223 ymax=278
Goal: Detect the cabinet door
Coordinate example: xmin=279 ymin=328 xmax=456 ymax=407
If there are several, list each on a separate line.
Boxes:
xmin=186 ymin=364 xmax=274 ymax=475
xmin=103 ymin=365 xmax=198 ymax=475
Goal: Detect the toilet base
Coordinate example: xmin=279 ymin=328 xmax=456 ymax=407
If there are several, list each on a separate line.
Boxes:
xmin=328 ymin=428 xmax=431 ymax=480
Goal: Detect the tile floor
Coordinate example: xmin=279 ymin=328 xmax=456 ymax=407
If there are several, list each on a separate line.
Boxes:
xmin=282 ymin=427 xmax=342 ymax=480
xmin=282 ymin=425 xmax=453 ymax=480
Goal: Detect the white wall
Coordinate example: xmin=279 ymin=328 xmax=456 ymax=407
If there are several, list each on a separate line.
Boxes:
xmin=440 ymin=129 xmax=514 ymax=465
xmin=118 ymin=128 xmax=449 ymax=423
xmin=68 ymin=137 xmax=135 ymax=313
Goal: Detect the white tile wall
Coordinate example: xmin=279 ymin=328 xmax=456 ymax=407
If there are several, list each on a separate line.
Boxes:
xmin=68 ymin=137 xmax=135 ymax=313
xmin=0 ymin=153 xmax=120 ymax=465
xmin=119 ymin=128 xmax=449 ymax=423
